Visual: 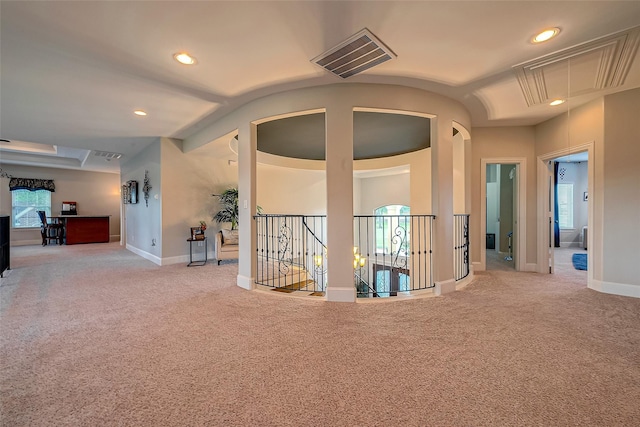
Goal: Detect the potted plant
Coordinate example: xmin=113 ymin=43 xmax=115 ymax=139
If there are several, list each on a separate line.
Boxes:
xmin=212 ymin=188 xmax=262 ymax=230
xmin=212 ymin=188 xmax=239 ymax=230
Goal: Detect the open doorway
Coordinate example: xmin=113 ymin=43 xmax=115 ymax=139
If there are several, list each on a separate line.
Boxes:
xmin=480 ymin=158 xmax=527 ymax=272
xmin=544 ymin=151 xmax=589 ymax=280
xmin=485 ymin=164 xmax=517 ymax=271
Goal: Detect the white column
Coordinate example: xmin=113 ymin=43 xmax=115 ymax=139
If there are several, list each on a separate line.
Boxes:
xmin=237 ymin=121 xmax=257 ymax=290
xmin=432 ymin=114 xmax=456 ymax=295
xmin=325 ymin=104 xmax=356 ymax=302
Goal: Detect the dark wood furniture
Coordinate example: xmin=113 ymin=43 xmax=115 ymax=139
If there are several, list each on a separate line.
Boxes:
xmin=0 ymin=216 xmax=9 ymax=277
xmin=187 ymin=237 xmax=207 ymax=266
xmin=55 ymin=215 xmax=110 ymax=245
xmin=38 ymin=211 xmax=64 ymax=246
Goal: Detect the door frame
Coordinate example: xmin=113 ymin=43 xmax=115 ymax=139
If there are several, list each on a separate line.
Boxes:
xmin=480 ymin=157 xmax=527 ymax=272
xmin=536 ymin=142 xmax=594 ymax=279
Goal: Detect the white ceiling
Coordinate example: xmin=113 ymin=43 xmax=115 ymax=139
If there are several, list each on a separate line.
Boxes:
xmin=1 ymin=1 xmax=639 ymax=174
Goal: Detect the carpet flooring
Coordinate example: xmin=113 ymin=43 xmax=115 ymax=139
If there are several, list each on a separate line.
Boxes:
xmin=1 ymin=243 xmax=639 ymax=426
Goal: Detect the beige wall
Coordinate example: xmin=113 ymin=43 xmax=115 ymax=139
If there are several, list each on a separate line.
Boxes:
xmin=470 ymin=126 xmax=537 ymax=266
xmin=602 ymin=88 xmax=640 ymax=289
xmin=257 ymin=164 xmax=326 ymax=215
xmin=163 ymin=137 xmax=239 ymax=260
xmin=0 ymin=165 xmax=121 ymax=245
xmin=356 ymin=149 xmax=431 ymax=215
xmin=358 ymin=173 xmax=410 ymax=215
xmin=453 ymin=131 xmax=466 ymax=214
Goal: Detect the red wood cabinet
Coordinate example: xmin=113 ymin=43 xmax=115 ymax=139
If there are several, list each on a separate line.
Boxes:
xmin=57 ymin=216 xmax=110 ymax=245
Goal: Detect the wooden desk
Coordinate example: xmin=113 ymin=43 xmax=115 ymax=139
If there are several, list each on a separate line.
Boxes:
xmin=54 ymin=215 xmax=110 ymax=245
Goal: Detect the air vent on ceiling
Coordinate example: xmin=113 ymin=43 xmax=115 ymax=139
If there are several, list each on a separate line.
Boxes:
xmin=93 ymin=150 xmax=122 ymax=160
xmin=311 ymin=28 xmax=396 ymax=79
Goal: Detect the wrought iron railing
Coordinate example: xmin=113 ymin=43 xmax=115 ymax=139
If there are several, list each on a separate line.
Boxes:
xmin=254 ymin=215 xmax=327 ymax=293
xmin=454 ymin=214 xmax=470 ymax=281
xmin=353 ymin=215 xmax=435 ymax=297
xmin=255 ymin=214 xmax=437 ymax=297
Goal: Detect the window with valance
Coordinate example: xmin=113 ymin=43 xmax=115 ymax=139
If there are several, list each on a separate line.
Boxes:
xmin=9 ymin=177 xmax=56 ymax=192
xmin=8 ymin=178 xmax=55 ymax=228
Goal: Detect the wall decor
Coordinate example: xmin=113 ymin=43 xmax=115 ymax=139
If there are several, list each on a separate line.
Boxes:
xmin=143 ymin=170 xmax=152 ymax=207
xmin=122 ymin=184 xmax=130 ymax=204
xmin=129 ymin=180 xmax=138 ymax=204
xmin=122 ymin=180 xmax=138 ymax=204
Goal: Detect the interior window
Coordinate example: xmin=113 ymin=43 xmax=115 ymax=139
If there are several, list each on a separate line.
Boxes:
xmin=12 ymin=189 xmax=51 ymax=228
xmin=373 ymin=204 xmax=410 ymax=254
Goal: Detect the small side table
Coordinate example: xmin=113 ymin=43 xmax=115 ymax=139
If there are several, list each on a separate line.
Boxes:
xmin=187 ymin=237 xmax=207 ymax=266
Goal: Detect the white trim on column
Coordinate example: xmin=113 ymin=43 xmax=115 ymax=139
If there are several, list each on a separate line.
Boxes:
xmin=480 ymin=158 xmax=527 ymax=272
xmin=237 ymin=274 xmax=256 ymax=291
xmin=326 ymin=286 xmax=357 ymax=302
xmin=435 ymin=279 xmax=456 ymax=295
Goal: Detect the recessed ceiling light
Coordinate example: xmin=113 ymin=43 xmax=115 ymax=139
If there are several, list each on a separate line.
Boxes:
xmin=550 ymin=99 xmax=565 ymax=106
xmin=532 ymin=28 xmax=560 ymax=43
xmin=173 ymin=52 xmax=197 ymax=65
xmin=134 ymin=110 xmax=147 ymax=116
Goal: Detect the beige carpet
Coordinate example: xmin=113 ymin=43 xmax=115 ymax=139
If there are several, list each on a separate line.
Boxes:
xmin=1 ymin=243 xmax=639 ymax=426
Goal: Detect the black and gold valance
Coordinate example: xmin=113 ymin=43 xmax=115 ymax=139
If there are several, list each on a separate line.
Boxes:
xmin=9 ymin=177 xmax=55 ymax=192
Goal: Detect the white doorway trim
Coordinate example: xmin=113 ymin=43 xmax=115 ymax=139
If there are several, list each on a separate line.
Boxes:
xmin=479 ymin=158 xmax=527 ymax=272
xmin=536 ymin=142 xmax=594 ymax=282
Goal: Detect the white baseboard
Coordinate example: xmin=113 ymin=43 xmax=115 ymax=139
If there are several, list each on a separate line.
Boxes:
xmin=472 ymin=261 xmax=484 ymax=271
xmin=126 ymin=245 xmax=219 ymax=266
xmin=435 ymin=278 xmax=456 ymax=295
xmin=589 ymin=279 xmax=640 ymax=298
xmin=126 ymin=244 xmax=162 ymax=266
xmin=161 ymin=255 xmax=190 ymax=266
xmin=455 ymin=272 xmax=474 ymax=290
xmin=525 ymin=263 xmax=538 ymax=272
xmin=164 ymin=249 xmax=216 ymax=266
xmin=237 ymin=274 xmax=256 ymax=290
xmin=11 ymin=239 xmax=42 ymax=246
xmin=326 ymin=286 xmax=356 ymax=302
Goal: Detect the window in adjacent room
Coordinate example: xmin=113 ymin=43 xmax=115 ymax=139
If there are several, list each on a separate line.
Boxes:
xmin=12 ymin=189 xmax=51 ymax=228
xmin=374 ymin=204 xmax=410 ymax=255
xmin=557 ymin=183 xmax=574 ymax=229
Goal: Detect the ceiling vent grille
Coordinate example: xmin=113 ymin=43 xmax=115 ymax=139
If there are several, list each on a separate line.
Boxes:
xmin=311 ymin=28 xmax=396 ymax=79
xmin=93 ymin=150 xmax=122 ymax=160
